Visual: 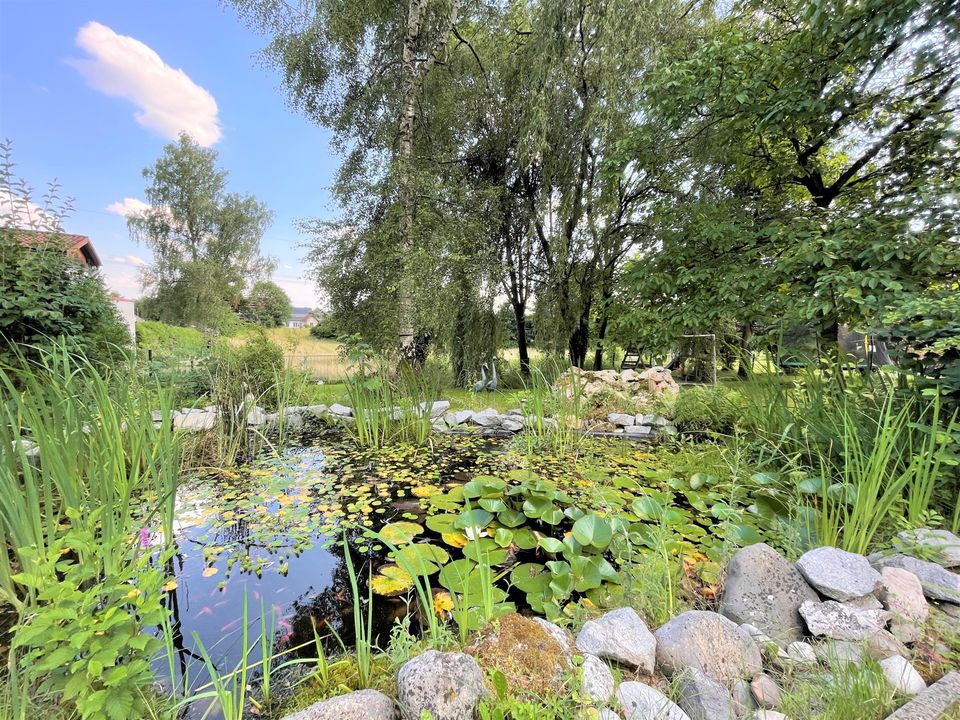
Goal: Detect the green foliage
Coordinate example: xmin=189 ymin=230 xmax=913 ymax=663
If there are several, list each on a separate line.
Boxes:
xmin=309 ymin=313 xmax=339 ymax=339
xmin=135 ymin=319 xmax=206 ymax=359
xmin=11 ymin=519 xmax=169 ymax=720
xmin=240 ymin=280 xmax=293 ymax=327
xmin=209 ymin=330 xmax=285 ymax=409
xmin=671 ymin=386 xmax=744 ymax=435
xmin=130 ymin=133 xmax=274 ymax=330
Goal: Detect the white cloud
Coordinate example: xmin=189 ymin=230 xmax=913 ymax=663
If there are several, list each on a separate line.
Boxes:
xmin=111 ymin=254 xmax=148 ymax=266
xmin=101 ymin=262 xmax=142 ymax=299
xmin=106 ymin=197 xmax=151 ymax=218
xmin=71 ymin=21 xmax=221 ymax=146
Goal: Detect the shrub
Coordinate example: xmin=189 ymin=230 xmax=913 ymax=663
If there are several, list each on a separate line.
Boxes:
xmin=135 ymin=319 xmax=206 ymax=360
xmin=209 ymin=331 xmax=285 ymax=410
xmin=671 ymin=385 xmax=744 ymax=434
xmin=0 ymin=235 xmax=129 ymax=368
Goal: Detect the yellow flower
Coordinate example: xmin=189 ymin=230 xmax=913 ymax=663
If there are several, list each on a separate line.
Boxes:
xmin=123 ymin=588 xmax=140 ymax=600
xmin=433 ymin=591 xmax=455 ymax=616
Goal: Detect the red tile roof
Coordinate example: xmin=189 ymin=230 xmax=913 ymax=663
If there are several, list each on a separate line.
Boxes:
xmin=7 ymin=230 xmax=102 ymax=267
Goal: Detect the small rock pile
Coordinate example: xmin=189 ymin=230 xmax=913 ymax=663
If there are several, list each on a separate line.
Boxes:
xmin=554 ymin=366 xmax=680 ymax=403
xmin=284 ymin=528 xmax=960 ymax=720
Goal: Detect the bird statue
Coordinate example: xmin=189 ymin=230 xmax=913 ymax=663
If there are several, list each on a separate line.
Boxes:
xmin=485 ymin=360 xmax=498 ymax=392
xmin=473 ymin=363 xmax=488 ymax=393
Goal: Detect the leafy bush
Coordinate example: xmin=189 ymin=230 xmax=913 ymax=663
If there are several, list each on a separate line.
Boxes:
xmin=209 ymin=330 xmax=285 ymax=410
xmin=309 ymin=313 xmax=339 ymax=339
xmin=0 ymin=235 xmax=129 ymax=368
xmin=135 ymin=319 xmax=207 ymax=360
xmin=671 ymin=385 xmax=744 ymax=434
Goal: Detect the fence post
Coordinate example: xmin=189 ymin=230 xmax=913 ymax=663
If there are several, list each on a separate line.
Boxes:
xmin=148 ymin=348 xmax=153 ymax=362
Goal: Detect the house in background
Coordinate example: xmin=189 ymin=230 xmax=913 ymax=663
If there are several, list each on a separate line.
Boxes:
xmin=286 ymin=307 xmax=318 ymax=329
xmin=12 ymin=229 xmax=102 ymax=267
xmin=12 ymin=229 xmax=139 ymax=338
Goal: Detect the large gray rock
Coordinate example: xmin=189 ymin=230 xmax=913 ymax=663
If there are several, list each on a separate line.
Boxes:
xmin=654 ymin=611 xmax=762 ymax=685
xmin=798 ymin=600 xmax=887 ymax=640
xmin=444 ymin=410 xmax=474 ymax=427
xmin=173 ymin=409 xmax=217 ymax=431
xmin=420 ymin=400 xmax=450 ymax=418
xmin=470 ymin=409 xmax=503 ymax=428
xmin=501 ymin=418 xmax=524 ymax=433
xmin=676 ymin=667 xmax=736 ymax=720
xmin=581 ymin=654 xmax=615 ymax=704
xmin=731 ymin=679 xmax=756 ymax=718
xmin=883 ymin=671 xmax=960 ymax=720
xmin=897 ymin=528 xmax=960 ymax=568
xmin=814 ymin=640 xmax=864 ymax=667
xmin=795 ymin=547 xmax=882 ymax=601
xmin=785 ymin=641 xmax=816 ymax=666
xmin=720 ymin=543 xmax=819 ymax=644
xmin=879 ymin=655 xmax=926 ymax=696
xmin=864 ymin=628 xmax=909 ymax=660
xmin=616 ymin=681 xmax=691 ymax=720
xmin=872 ymin=554 xmax=960 ymax=603
xmin=625 ymin=425 xmax=653 ymax=439
xmin=281 ymin=690 xmax=398 ymax=720
xmin=329 ymin=403 xmax=353 ymax=417
xmin=877 ymin=567 xmax=928 ymax=643
xmin=608 ymin=413 xmax=636 ymax=427
xmin=576 ymin=607 xmax=656 ymax=673
xmin=397 ymin=650 xmax=487 ymax=720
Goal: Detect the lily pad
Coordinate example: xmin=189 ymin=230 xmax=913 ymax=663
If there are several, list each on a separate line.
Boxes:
xmin=371 ymin=564 xmax=414 ymax=596
xmin=391 ymin=543 xmax=449 ymax=575
xmin=379 ymin=521 xmax=424 ymax=544
xmin=572 ymin=513 xmax=613 ymax=549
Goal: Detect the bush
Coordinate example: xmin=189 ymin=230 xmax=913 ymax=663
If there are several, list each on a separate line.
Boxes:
xmin=671 ymin=385 xmax=744 ymax=434
xmin=135 ymin=320 xmax=207 ymax=360
xmin=309 ymin=314 xmax=339 ymax=339
xmin=209 ymin=331 xmax=285 ymax=410
xmin=0 ymin=235 xmax=129 ymax=368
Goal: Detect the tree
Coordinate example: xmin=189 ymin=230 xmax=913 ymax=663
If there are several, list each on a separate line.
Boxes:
xmin=614 ymin=0 xmax=960 ymax=360
xmin=0 ymin=141 xmax=128 ymax=367
xmin=240 ymin=280 xmax=292 ymax=327
xmin=129 ymin=133 xmax=274 ymax=329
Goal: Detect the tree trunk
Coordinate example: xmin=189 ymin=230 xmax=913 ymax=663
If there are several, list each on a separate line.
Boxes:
xmin=512 ymin=300 xmax=530 ymax=378
xmin=737 ymin=323 xmax=753 ymax=379
xmin=568 ymin=303 xmax=591 ymax=369
xmin=592 ymin=282 xmax=613 ymax=370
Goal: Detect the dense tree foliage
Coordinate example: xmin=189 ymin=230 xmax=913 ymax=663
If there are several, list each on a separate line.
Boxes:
xmin=240 ymin=280 xmax=292 ymax=327
xmin=232 ymin=0 xmax=958 ymax=390
xmin=613 ymin=0 xmax=960 ymax=365
xmin=130 ymin=134 xmax=274 ymax=330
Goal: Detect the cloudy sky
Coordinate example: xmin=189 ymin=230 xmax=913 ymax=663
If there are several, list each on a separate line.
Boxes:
xmin=0 ymin=1 xmax=335 ymax=306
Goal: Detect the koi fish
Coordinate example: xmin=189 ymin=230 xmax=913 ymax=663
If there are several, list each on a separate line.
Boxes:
xmin=220 ymin=618 xmax=240 ymax=633
xmin=197 ymin=607 xmax=213 ymax=618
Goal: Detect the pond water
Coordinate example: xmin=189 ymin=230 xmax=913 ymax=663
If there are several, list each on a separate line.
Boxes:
xmin=159 ymin=435 xmax=505 ymax=708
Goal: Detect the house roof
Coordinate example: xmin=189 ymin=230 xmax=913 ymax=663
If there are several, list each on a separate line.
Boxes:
xmin=290 ymin=306 xmax=314 ymax=318
xmin=9 ymin=230 xmax=102 ymax=267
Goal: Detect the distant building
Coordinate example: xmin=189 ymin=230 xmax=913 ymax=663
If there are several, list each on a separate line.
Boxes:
xmin=286 ymin=307 xmax=318 ymax=329
xmin=111 ymin=297 xmax=138 ymax=339
xmin=10 ymin=230 xmax=102 ymax=267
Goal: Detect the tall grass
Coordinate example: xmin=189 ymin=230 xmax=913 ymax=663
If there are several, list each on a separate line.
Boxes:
xmin=518 ymin=363 xmax=585 ymax=457
xmin=342 ymin=357 xmax=438 ymax=448
xmin=0 ymin=344 xmax=179 ymax=609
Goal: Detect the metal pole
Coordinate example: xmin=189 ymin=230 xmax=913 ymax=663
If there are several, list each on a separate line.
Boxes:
xmin=712 ymin=333 xmax=717 ymax=386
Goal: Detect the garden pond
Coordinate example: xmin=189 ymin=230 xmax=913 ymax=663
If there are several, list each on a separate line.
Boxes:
xmin=154 ymin=433 xmax=803 ymax=710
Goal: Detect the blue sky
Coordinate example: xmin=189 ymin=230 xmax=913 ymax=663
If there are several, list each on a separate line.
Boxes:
xmin=0 ymin=0 xmax=335 ymax=306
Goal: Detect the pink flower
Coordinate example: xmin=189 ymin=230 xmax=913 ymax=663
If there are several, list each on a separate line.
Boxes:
xmin=139 ymin=527 xmax=150 ymax=548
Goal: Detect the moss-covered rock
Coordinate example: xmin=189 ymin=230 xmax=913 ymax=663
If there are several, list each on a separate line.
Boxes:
xmin=468 ymin=613 xmax=571 ymax=696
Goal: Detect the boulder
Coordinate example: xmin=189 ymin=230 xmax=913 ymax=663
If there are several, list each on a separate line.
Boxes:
xmin=844 ymin=594 xmax=883 ymax=610
xmin=798 ymin=600 xmax=887 ymax=641
xmin=785 ymin=641 xmax=817 ymax=666
xmin=281 ymin=689 xmax=397 ymax=720
xmin=720 ymin=544 xmax=819 ymax=644
xmin=675 ymin=667 xmax=737 ymax=720
xmin=467 ymin=614 xmax=569 ymax=695
xmin=624 ymin=425 xmax=653 ymax=439
xmin=608 ymin=413 xmax=636 ymax=427
xmin=814 ymin=640 xmax=864 ymax=667
xmin=864 ymin=628 xmax=909 ymax=660
xmin=616 ymin=681 xmax=691 ymax=720
xmin=397 ymin=650 xmax=487 ymax=720
xmin=654 ymin=610 xmax=762 ymax=685
xmin=795 ymin=547 xmax=882 ymax=602
xmin=877 ymin=567 xmax=928 ymax=643
xmin=883 ymin=671 xmax=960 ymax=720
xmin=173 ymin=409 xmax=216 ymax=431
xmin=444 ymin=410 xmax=474 ymax=427
xmin=878 ymin=655 xmax=926 ymax=696
xmin=871 ymin=554 xmax=960 ymax=603
xmin=731 ymin=680 xmax=755 ymax=718
xmin=501 ymin=418 xmax=524 ymax=433
xmin=896 ymin=528 xmax=960 ymax=568
xmin=470 ymin=409 xmax=503 ymax=428
xmin=329 ymin=403 xmax=353 ymax=417
xmin=575 ymin=607 xmax=656 ymax=673
xmin=420 ymin=400 xmax=450 ymax=418
xmin=581 ymin=654 xmax=615 ymax=704
xmin=749 ymin=674 xmax=780 ymax=710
